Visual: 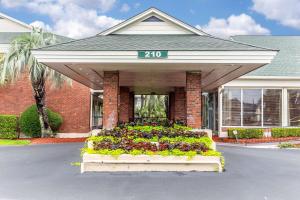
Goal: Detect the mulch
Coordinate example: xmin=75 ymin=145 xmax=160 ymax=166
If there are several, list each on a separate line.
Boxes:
xmin=18 ymin=138 xmax=87 ymax=145
xmin=18 ymin=136 xmax=300 ymax=145
xmin=213 ymin=136 xmax=300 ymax=144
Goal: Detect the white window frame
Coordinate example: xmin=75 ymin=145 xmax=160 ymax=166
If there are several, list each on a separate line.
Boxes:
xmin=90 ymin=90 xmax=103 ymax=130
xmin=221 ymin=86 xmax=283 ymax=128
xmin=286 ymin=88 xmax=300 ymax=127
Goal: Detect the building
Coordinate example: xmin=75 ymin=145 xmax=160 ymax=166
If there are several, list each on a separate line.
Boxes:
xmin=217 ymin=36 xmax=300 ymax=137
xmin=0 ymin=12 xmax=91 ymax=136
xmin=3 ymin=8 xmax=299 ymax=138
xmin=31 ymin=8 xmax=276 ymax=133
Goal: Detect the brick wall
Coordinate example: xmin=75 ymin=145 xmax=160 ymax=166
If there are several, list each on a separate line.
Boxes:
xmin=129 ymin=92 xmax=134 ymax=121
xmin=119 ymin=86 xmax=130 ymax=123
xmin=186 ymin=72 xmax=202 ymax=128
xmin=0 ymin=73 xmax=91 ymax=133
xmin=103 ymin=71 xmax=119 ymax=129
xmin=174 ymin=87 xmax=186 ymax=122
xmin=168 ymin=92 xmax=175 ymax=121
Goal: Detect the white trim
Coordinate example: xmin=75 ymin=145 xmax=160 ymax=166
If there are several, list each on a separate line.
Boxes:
xmin=218 ymin=86 xmax=223 ymax=135
xmin=99 ymin=8 xmax=206 ymax=36
xmin=224 ymin=78 xmax=300 ymax=87
xmin=0 ymin=44 xmax=10 ymax=53
xmin=239 ymin=76 xmax=300 ymax=80
xmin=0 ymin=12 xmax=32 ymax=30
xmin=241 ymin=88 xmax=243 ymax=126
xmin=90 ymin=92 xmax=93 ymax=130
xmin=282 ymin=88 xmax=288 ymax=126
xmin=32 ymin=50 xmax=277 ymax=64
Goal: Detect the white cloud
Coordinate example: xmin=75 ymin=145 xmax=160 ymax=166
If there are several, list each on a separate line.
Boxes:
xmin=252 ymin=0 xmax=300 ymax=29
xmin=196 ymin=13 xmax=270 ymax=38
xmin=0 ymin=0 xmax=121 ymax=38
xmin=134 ymin=2 xmax=141 ymax=9
xmin=30 ymin=20 xmax=53 ymax=32
xmin=120 ymin=3 xmax=130 ymax=12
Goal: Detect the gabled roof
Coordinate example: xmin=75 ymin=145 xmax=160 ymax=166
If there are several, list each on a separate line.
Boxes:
xmin=0 ymin=12 xmax=32 ymax=30
xmin=36 ymin=34 xmax=275 ymax=51
xmin=232 ymin=36 xmax=300 ymax=77
xmin=0 ymin=32 xmax=72 ymax=44
xmin=99 ymin=7 xmax=207 ymax=36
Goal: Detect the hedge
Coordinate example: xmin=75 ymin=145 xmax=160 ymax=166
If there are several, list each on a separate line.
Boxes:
xmin=20 ymin=105 xmax=63 ymax=138
xmin=227 ymin=128 xmax=264 ymax=139
xmin=0 ymin=115 xmax=18 ymax=139
xmin=271 ymin=128 xmax=300 ymax=138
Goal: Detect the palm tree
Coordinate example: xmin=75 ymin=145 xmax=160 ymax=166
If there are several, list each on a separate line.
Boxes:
xmin=0 ymin=28 xmax=71 ymax=137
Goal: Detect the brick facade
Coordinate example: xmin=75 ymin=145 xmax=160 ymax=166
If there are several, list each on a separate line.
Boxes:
xmin=168 ymin=92 xmax=175 ymax=121
xmin=186 ymin=72 xmax=202 ymax=128
xmin=119 ymin=86 xmax=130 ymax=123
xmin=103 ymin=71 xmax=119 ymax=129
xmin=0 ymin=73 xmax=91 ymax=133
xmin=129 ymin=92 xmax=134 ymax=121
xmin=174 ymin=87 xmax=186 ymax=122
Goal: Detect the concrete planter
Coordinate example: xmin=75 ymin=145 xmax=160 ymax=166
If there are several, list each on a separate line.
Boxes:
xmin=81 ymin=153 xmax=222 ymax=173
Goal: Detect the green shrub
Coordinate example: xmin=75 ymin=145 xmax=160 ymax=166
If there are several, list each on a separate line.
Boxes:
xmin=278 ymin=142 xmax=294 ymax=149
xmin=0 ymin=115 xmax=18 ymax=139
xmin=227 ymin=128 xmax=264 ymax=139
xmin=19 ymin=105 xmax=63 ymax=138
xmin=271 ymin=128 xmax=300 ymax=138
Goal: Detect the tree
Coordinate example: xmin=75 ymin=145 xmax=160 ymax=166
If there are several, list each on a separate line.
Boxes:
xmin=0 ymin=29 xmax=71 ymax=137
xmin=136 ymin=95 xmax=167 ymax=119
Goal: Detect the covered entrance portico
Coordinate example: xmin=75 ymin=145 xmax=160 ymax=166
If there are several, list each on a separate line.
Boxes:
xmin=32 ymin=8 xmax=277 ymax=130
xmin=102 ymin=70 xmax=202 ymax=129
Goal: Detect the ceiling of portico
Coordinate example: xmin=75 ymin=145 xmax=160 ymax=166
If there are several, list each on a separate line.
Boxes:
xmin=43 ymin=62 xmax=262 ymax=93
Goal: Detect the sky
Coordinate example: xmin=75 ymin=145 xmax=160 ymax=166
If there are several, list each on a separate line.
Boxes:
xmin=0 ymin=0 xmax=300 ymax=39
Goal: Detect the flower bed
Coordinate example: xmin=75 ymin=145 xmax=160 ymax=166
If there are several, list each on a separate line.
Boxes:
xmin=81 ymin=125 xmax=224 ymax=173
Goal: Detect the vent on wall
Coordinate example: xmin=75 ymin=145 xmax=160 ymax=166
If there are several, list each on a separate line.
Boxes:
xmin=142 ymin=16 xmax=164 ymax=22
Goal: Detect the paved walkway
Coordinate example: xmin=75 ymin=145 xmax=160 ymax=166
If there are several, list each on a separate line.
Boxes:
xmin=0 ymin=143 xmax=300 ymax=200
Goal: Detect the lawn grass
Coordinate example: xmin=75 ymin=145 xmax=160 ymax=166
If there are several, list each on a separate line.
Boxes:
xmin=0 ymin=139 xmax=31 ymax=146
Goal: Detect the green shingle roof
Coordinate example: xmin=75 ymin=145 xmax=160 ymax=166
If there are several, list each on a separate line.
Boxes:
xmin=0 ymin=32 xmax=72 ymax=44
xmin=232 ymin=36 xmax=300 ymax=77
xmin=36 ymin=35 xmax=274 ymax=51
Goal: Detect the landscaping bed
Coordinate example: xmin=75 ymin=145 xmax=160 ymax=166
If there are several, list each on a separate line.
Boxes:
xmin=81 ymin=125 xmax=223 ymax=173
xmin=213 ymin=136 xmax=300 ymax=144
xmin=0 ymin=139 xmax=31 ymax=146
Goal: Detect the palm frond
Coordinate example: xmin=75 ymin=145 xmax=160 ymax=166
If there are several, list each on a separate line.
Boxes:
xmin=0 ymin=28 xmax=71 ymax=88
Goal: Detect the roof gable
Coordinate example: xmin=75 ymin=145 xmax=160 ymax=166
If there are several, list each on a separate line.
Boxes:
xmin=0 ymin=12 xmax=31 ymax=32
xmin=100 ymin=8 xmax=207 ymax=35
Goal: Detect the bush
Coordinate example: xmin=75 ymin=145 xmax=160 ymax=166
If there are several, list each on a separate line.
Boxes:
xmin=19 ymin=105 xmax=63 ymax=138
xmin=0 ymin=115 xmax=18 ymax=139
xmin=227 ymin=128 xmax=264 ymax=139
xmin=278 ymin=142 xmax=294 ymax=149
xmin=272 ymin=128 xmax=300 ymax=138
xmin=86 ymin=125 xmax=218 ymax=159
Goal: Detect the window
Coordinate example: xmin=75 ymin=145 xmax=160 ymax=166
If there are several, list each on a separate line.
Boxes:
xmin=222 ymin=88 xmax=241 ymax=126
xmin=263 ymin=89 xmax=282 ymax=126
xmin=222 ymin=87 xmax=283 ymax=127
xmin=91 ymin=92 xmax=103 ymax=129
xmin=243 ymin=89 xmax=262 ymax=126
xmin=288 ymin=90 xmax=300 ymax=126
xmin=142 ymin=16 xmax=164 ymax=22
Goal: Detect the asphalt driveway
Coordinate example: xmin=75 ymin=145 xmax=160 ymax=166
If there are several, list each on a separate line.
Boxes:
xmin=0 ymin=143 xmax=300 ymax=200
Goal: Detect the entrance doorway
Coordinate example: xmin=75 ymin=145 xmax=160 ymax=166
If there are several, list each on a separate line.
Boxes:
xmin=134 ymin=95 xmax=169 ymax=123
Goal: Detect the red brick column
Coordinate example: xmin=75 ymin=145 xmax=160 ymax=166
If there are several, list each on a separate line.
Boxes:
xmin=168 ymin=92 xmax=175 ymax=121
xmin=129 ymin=92 xmax=134 ymax=121
xmin=103 ymin=71 xmax=119 ymax=129
xmin=174 ymin=87 xmax=186 ymax=123
xmin=119 ymin=87 xmax=130 ymax=123
xmin=186 ymin=72 xmax=202 ymax=128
